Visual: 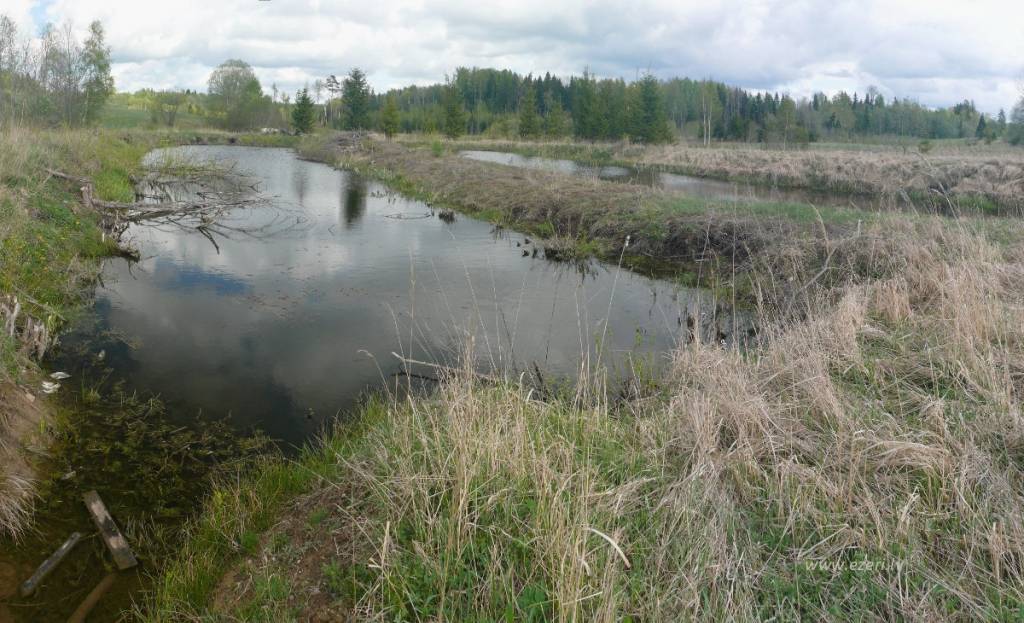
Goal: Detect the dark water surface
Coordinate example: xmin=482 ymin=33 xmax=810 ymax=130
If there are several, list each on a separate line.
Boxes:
xmin=55 ymin=146 xmax=741 ymax=448
xmin=459 ymin=149 xmax=850 ymax=207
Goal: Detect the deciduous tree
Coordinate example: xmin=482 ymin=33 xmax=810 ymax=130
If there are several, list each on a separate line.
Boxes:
xmin=208 ymin=59 xmax=269 ymax=130
xmin=81 ymin=20 xmax=113 ymax=124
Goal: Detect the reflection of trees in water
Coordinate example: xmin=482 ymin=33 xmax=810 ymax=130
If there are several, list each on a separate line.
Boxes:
xmin=291 ymin=162 xmax=309 ymax=204
xmin=343 ymin=177 xmax=367 ymax=228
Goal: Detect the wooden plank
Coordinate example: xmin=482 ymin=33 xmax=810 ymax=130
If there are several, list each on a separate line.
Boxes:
xmin=66 ymin=572 xmax=118 ymax=623
xmin=82 ymin=490 xmax=138 ymax=570
xmin=19 ymin=532 xmax=84 ymax=597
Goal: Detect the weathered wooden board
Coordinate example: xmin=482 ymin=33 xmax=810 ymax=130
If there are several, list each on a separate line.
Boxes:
xmin=82 ymin=490 xmax=138 ymax=570
xmin=67 ymin=572 xmax=118 ymax=623
xmin=19 ymin=531 xmax=84 ymax=597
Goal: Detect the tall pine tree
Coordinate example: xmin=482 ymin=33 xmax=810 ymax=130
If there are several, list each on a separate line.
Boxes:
xmin=572 ymin=70 xmax=601 ymax=140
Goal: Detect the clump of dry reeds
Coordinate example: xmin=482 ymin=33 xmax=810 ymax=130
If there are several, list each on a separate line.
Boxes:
xmin=637 ymin=143 xmax=1024 ymax=213
xmin=296 ymin=217 xmax=1024 ymax=621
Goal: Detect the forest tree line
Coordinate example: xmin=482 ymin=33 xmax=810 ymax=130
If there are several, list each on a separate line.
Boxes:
xmin=0 ymin=15 xmax=114 ymax=127
xmin=3 ymin=11 xmax=1023 ymax=147
xmin=205 ymin=63 xmax=1024 ymax=146
xmin=360 ymin=67 xmax=1022 ymax=145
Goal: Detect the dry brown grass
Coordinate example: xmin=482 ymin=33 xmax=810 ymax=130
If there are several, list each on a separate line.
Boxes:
xmin=0 ymin=382 xmax=45 ymax=541
xmin=137 ymin=132 xmax=1024 ymax=620
xmin=172 ymin=214 xmax=1024 ymax=621
xmin=301 ymin=135 xmax=827 ymax=282
xmin=638 ymin=143 xmax=1024 ymax=209
xmin=428 ymin=135 xmax=1024 ymax=213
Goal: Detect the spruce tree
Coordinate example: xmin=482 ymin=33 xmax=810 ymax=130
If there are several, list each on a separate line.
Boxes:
xmin=572 ymin=70 xmax=601 ymax=140
xmin=544 ymin=97 xmax=570 ymax=137
xmin=342 ymin=68 xmax=370 ymax=130
xmin=291 ymin=88 xmax=315 ymax=134
xmin=381 ymin=95 xmax=400 ymax=139
xmin=518 ymin=84 xmax=540 ymax=138
xmin=632 ymin=73 xmax=671 ymax=144
xmin=442 ymin=83 xmax=466 ymax=139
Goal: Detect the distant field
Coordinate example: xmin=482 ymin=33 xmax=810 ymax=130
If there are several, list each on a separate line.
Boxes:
xmin=100 ymin=101 xmax=208 ymax=130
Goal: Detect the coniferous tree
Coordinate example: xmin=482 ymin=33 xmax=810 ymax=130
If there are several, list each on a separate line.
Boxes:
xmin=381 ymin=95 xmax=400 ymax=139
xmin=1008 ymin=98 xmax=1024 ymax=145
xmin=544 ymin=96 xmax=570 ymax=137
xmin=600 ymin=79 xmax=627 ymax=139
xmin=631 ymin=73 xmax=671 ymax=143
xmin=518 ymin=83 xmax=540 ymax=138
xmin=572 ymin=70 xmax=601 ymax=140
xmin=975 ymin=115 xmax=987 ymax=139
xmin=291 ymin=87 xmax=314 ymax=134
xmin=442 ymin=83 xmax=466 ymax=139
xmin=341 ymin=68 xmax=370 ymax=130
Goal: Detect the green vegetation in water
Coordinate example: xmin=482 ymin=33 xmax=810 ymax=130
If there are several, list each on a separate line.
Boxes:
xmin=0 ymin=356 xmax=273 ymax=622
xmin=1 ymin=128 xmax=301 ymax=619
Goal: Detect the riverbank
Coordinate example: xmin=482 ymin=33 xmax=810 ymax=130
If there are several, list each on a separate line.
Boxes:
xmin=298 ymin=133 xmax=1009 ymax=311
xmin=146 ymin=133 xmax=1024 ymax=620
xmin=0 ymin=128 xmax=143 ymax=539
xmin=0 ymin=128 xmax=297 ymax=537
xmin=1 ymin=127 xmax=301 ymax=620
xmin=403 ymin=136 xmax=1024 ymax=215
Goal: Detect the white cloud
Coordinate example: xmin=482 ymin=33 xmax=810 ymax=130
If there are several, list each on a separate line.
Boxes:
xmin=14 ymin=0 xmax=1024 ymax=112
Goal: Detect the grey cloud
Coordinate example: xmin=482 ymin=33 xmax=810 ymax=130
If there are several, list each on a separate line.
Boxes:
xmin=37 ymin=0 xmax=1024 ymax=112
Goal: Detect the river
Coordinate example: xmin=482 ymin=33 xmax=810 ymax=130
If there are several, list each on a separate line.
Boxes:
xmin=1 ymin=144 xmax=747 ymax=621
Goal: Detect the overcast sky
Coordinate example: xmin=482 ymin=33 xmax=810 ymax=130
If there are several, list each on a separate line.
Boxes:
xmin=4 ymin=0 xmax=1022 ymax=113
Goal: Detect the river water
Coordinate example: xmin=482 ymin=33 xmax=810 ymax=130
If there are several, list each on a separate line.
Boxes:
xmin=460 ymin=149 xmax=846 ymax=206
xmin=0 ymin=145 xmax=750 ymax=621
xmin=55 ymin=146 xmax=746 ymax=447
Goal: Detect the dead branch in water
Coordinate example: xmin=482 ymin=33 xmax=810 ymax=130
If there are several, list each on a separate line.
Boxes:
xmin=47 ymin=167 xmax=261 ymax=221
xmin=45 ymin=165 xmax=271 ymax=256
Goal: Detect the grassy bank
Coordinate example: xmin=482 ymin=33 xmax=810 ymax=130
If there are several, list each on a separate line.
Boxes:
xmin=408 ymin=135 xmax=1024 ymax=215
xmin=148 ymin=216 xmax=1024 ymax=621
xmin=0 ymin=128 xmax=144 ymax=537
xmin=0 ymin=127 xmax=297 ymax=539
xmin=144 ymin=133 xmax=1024 ymax=620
